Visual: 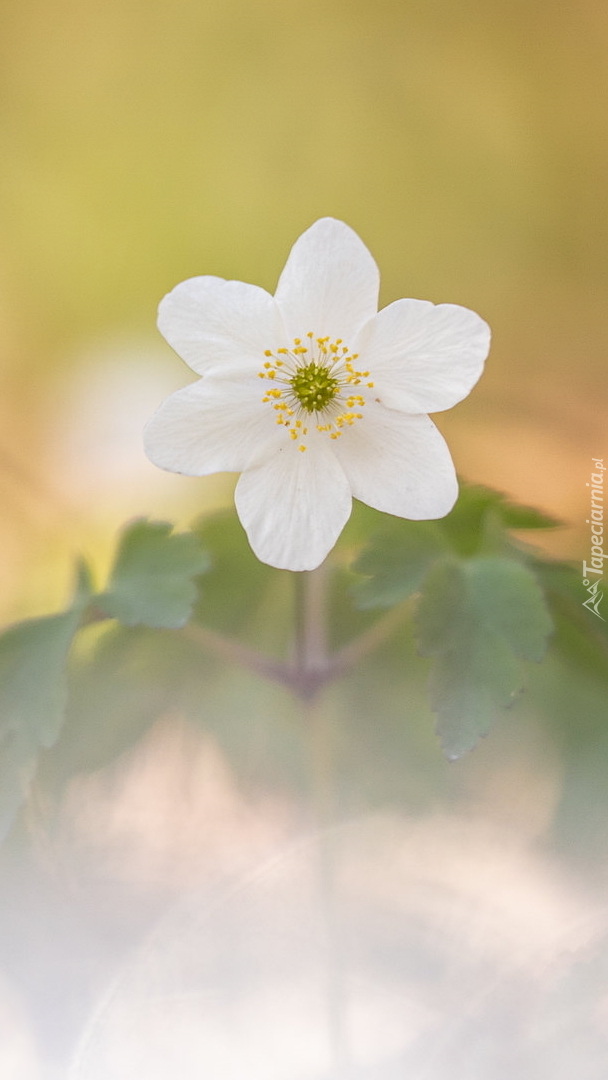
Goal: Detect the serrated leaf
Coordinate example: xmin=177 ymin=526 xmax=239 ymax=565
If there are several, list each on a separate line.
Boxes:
xmin=347 ymin=483 xmax=560 ymax=610
xmin=437 ymin=482 xmax=561 ymax=557
xmin=429 ymin=630 xmax=521 ymax=758
xmin=0 ymin=573 xmax=89 ymax=840
xmin=351 ymin=519 xmax=448 ymax=609
xmin=416 ymin=556 xmax=554 ymax=759
xmin=99 ymin=520 xmax=210 ymax=629
xmin=531 ymin=559 xmax=608 ymax=681
xmin=0 ymin=610 xmax=82 ymax=747
xmin=42 ymin=625 xmax=197 ymax=787
xmin=413 ymin=560 xmax=467 ymax=653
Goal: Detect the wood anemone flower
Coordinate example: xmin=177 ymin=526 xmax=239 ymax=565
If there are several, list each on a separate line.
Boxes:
xmin=144 ymin=218 xmax=491 ymax=570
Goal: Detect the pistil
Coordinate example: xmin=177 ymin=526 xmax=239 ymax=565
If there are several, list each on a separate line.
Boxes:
xmin=258 ymin=334 xmax=374 ymax=452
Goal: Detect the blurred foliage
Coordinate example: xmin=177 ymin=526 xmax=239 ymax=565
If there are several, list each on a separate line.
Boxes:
xmin=1 ymin=483 xmax=607 ymax=1075
xmin=191 ymin=511 xmax=287 ymax=641
xmin=351 ymin=484 xmax=561 ymax=609
xmin=416 ymin=556 xmax=553 ymax=758
xmin=0 ymin=563 xmax=91 ymax=840
xmin=0 ymin=484 xmax=605 ymax=848
xmin=99 ymin=519 xmax=210 ymax=628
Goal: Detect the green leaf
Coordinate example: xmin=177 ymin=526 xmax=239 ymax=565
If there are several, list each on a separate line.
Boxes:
xmin=0 ymin=567 xmax=91 ymax=840
xmin=191 ymin=511 xmax=285 ymax=638
xmin=351 ymin=519 xmax=448 ymax=609
xmin=500 ymin=501 xmax=562 ymax=530
xmin=99 ymin=519 xmax=210 ymax=629
xmin=416 ymin=556 xmax=554 ymax=759
xmin=42 ymin=625 xmax=201 ymax=787
xmin=0 ymin=611 xmax=82 ymax=747
xmin=532 ymin=559 xmax=608 ymax=682
xmin=350 ymin=483 xmax=561 ymax=612
xmin=436 ymin=482 xmax=561 ymax=557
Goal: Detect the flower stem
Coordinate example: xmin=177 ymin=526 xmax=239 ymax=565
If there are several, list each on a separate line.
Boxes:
xmin=327 ymin=598 xmax=410 ymax=678
xmin=293 ymin=566 xmax=329 ymax=699
xmin=179 ymin=578 xmax=410 ymax=699
xmin=180 ymin=621 xmax=290 ymax=687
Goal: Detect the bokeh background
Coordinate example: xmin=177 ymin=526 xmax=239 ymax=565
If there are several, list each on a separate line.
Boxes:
xmin=1 ymin=2 xmax=608 ymax=1077
xmin=1 ymin=0 xmax=606 ymax=619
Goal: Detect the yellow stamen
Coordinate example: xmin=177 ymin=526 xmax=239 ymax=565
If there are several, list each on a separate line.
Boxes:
xmin=257 ymin=332 xmax=373 ymax=450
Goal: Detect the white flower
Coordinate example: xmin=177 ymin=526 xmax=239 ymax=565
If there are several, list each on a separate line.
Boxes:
xmin=144 ymin=219 xmax=490 ymax=571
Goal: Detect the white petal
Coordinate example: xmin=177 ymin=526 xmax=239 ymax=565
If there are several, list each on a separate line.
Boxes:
xmin=363 ymin=299 xmax=490 ymax=413
xmin=158 ymin=276 xmax=284 ymax=375
xmin=274 ymin=218 xmax=380 ymax=342
xmin=235 ymin=443 xmax=352 ymax=571
xmin=143 ymin=373 xmax=280 ymax=476
xmin=332 ymin=403 xmax=458 ymax=519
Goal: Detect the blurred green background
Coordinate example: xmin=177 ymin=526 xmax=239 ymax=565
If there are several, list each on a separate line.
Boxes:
xmin=1 ymin=0 xmax=606 ymax=620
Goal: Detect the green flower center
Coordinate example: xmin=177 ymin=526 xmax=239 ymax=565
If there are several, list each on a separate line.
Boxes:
xmin=289 ymin=361 xmax=340 ymax=413
xmin=258 ymin=334 xmax=374 ymax=452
